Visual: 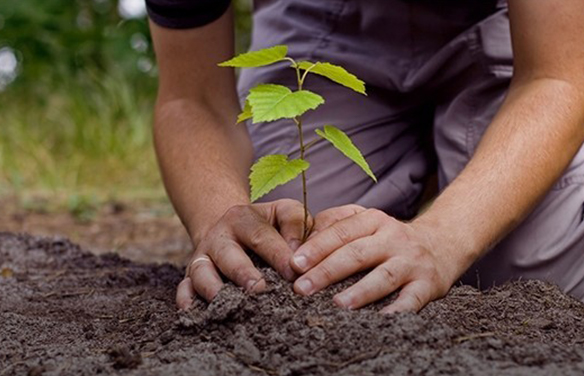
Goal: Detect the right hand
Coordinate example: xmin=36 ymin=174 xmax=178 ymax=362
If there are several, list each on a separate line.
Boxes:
xmin=176 ymin=199 xmax=313 ymax=310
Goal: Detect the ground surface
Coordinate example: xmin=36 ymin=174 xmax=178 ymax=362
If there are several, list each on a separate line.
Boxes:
xmin=0 ymin=197 xmax=191 ymax=265
xmin=2 ymin=233 xmax=584 ymax=375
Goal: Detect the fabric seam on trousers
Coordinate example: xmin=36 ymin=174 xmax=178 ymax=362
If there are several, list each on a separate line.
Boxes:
xmin=309 ymin=0 xmax=347 ymax=58
xmin=463 ymin=30 xmax=484 ymax=159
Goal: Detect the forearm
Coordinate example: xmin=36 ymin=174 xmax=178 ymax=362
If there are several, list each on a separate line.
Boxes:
xmin=149 ymin=10 xmax=254 ymax=245
xmin=415 ymin=79 xmax=584 ymax=275
xmin=154 ymin=99 xmax=253 ymax=244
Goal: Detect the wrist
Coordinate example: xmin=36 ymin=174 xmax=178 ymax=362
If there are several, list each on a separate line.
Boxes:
xmin=410 ymin=214 xmax=482 ymax=283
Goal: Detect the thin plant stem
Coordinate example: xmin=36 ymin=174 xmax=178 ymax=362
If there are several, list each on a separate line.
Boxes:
xmin=294 ymin=116 xmax=310 ymax=242
xmin=287 ymin=137 xmax=324 ymax=158
xmin=292 ymin=62 xmax=311 ymax=241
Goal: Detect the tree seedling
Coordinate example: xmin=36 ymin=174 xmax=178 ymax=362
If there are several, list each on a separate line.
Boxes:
xmin=219 ymin=45 xmax=377 ymax=241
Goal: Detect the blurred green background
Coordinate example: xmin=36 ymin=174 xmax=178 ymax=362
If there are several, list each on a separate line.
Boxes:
xmin=0 ymin=0 xmax=252 ymax=205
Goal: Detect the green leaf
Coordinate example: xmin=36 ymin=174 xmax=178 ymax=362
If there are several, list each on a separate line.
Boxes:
xmin=250 ymin=155 xmax=310 ymax=202
xmin=315 ymin=125 xmax=377 ymax=182
xmin=218 ymin=45 xmax=288 ymax=68
xmin=298 ymin=61 xmax=366 ymax=95
xmin=247 ymin=84 xmax=324 ymax=123
xmin=237 ymin=100 xmax=252 ymax=123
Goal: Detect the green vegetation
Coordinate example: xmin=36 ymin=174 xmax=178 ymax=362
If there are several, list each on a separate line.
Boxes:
xmin=0 ymin=0 xmax=252 ymax=206
xmin=219 ymin=45 xmax=376 ymax=239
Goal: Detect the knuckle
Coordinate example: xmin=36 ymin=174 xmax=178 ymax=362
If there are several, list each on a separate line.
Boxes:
xmin=223 ymin=205 xmax=246 ymax=221
xmin=346 ymin=204 xmax=366 ymax=212
xmin=314 ymin=211 xmax=332 ymax=224
xmin=276 ymin=198 xmax=298 ymax=208
xmin=346 ymin=244 xmax=367 ymax=267
xmin=378 ymin=263 xmax=398 ymax=284
xmin=408 ymin=291 xmax=425 ymax=311
xmin=364 ymin=208 xmax=386 ymax=221
xmin=331 ymin=224 xmax=352 ymax=244
xmin=318 ymin=264 xmax=336 ymax=282
xmin=230 ymin=266 xmax=252 ymax=285
xmin=209 ymin=243 xmax=229 ymax=266
xmin=248 ymin=225 xmax=272 ymax=249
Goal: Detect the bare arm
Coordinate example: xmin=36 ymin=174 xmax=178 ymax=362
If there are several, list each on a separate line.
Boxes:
xmin=150 ymin=10 xmax=309 ymax=309
xmin=150 ymin=10 xmax=252 ymax=244
xmin=289 ymin=0 xmax=584 ymax=312
xmin=415 ymin=0 xmax=584 ymax=273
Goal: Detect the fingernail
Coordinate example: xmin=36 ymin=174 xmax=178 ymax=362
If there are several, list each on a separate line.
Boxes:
xmin=293 ymin=255 xmax=309 ymax=271
xmin=334 ymin=294 xmax=353 ymax=309
xmin=295 ymin=278 xmax=313 ymax=295
xmin=288 ymin=239 xmax=301 ymax=251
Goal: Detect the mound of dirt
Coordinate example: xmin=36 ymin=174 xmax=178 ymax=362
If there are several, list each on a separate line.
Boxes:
xmin=1 ymin=233 xmax=584 ymax=375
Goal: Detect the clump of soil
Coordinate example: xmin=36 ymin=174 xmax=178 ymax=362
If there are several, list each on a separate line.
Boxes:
xmin=1 ymin=233 xmax=584 ymax=375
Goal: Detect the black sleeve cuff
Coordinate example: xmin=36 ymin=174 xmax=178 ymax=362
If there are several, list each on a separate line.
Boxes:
xmin=146 ymin=0 xmax=231 ymax=29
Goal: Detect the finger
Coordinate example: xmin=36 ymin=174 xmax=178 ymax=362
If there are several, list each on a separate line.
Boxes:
xmin=311 ymin=204 xmax=366 ymax=235
xmin=187 ymin=256 xmax=224 ymax=302
xmin=332 ymin=259 xmax=410 ymax=309
xmin=291 ymin=209 xmax=382 ymax=274
xmin=176 ymin=277 xmax=196 ymax=310
xmin=381 ymin=280 xmax=434 ymax=314
xmin=204 ymin=237 xmax=267 ymax=292
xmin=229 ymin=208 xmax=297 ymax=281
xmin=273 ymin=199 xmax=313 ymax=251
xmin=294 ymin=237 xmax=383 ymax=296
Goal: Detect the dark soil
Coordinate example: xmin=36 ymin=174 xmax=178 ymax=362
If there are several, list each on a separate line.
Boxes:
xmin=2 ymin=233 xmax=584 ymax=376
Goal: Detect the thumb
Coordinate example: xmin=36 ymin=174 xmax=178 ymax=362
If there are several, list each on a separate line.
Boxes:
xmin=273 ymin=199 xmax=313 ymax=251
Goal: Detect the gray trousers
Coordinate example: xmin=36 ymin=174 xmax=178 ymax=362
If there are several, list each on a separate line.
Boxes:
xmin=237 ymin=0 xmax=584 ymax=300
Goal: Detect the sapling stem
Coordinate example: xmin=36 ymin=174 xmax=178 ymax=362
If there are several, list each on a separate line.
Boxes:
xmin=287 ymin=138 xmax=324 ymax=158
xmin=292 ymin=59 xmax=312 ymax=242
xmin=294 ymin=116 xmax=310 ymax=242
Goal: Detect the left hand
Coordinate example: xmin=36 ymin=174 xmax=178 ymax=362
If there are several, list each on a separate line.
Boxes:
xmin=289 ymin=205 xmax=465 ymax=313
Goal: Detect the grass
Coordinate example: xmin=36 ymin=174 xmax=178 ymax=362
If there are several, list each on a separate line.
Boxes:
xmin=0 ymin=0 xmax=253 ymax=211
xmin=0 ymin=69 xmax=166 ymax=207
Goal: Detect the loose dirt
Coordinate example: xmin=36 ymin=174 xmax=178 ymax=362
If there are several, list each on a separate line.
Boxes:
xmin=2 ymin=233 xmax=584 ymax=375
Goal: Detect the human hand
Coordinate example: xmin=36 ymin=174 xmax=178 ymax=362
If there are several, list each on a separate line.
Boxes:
xmin=176 ymin=199 xmax=312 ymax=310
xmin=290 ymin=205 xmax=466 ymax=313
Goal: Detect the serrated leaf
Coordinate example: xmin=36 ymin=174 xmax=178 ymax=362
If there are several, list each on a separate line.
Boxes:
xmin=218 ymin=45 xmax=288 ymax=68
xmin=315 ymin=125 xmax=377 ymax=182
xmin=250 ymin=155 xmax=310 ymax=202
xmin=298 ymin=61 xmax=366 ymax=95
xmin=247 ymin=84 xmax=324 ymax=123
xmin=237 ymin=100 xmax=252 ymax=123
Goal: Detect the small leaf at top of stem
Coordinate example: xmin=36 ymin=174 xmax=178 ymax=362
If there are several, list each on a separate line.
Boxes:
xmin=218 ymin=45 xmax=289 ymax=68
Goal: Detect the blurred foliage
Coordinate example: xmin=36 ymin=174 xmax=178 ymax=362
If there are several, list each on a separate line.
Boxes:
xmin=0 ymin=0 xmax=252 ymax=93
xmin=0 ymin=0 xmax=155 ymax=94
xmin=0 ymin=0 xmax=252 ymax=201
